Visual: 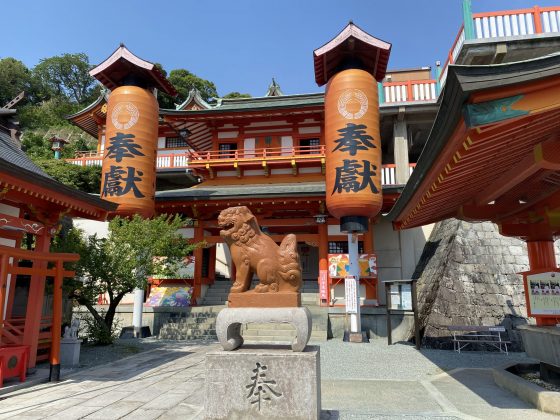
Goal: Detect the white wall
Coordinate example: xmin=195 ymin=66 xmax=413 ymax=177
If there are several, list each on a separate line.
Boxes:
xmin=73 ymin=218 xmax=109 ymax=239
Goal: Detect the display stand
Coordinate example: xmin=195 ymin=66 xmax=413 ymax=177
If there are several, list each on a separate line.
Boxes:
xmin=384 ymin=279 xmax=420 ymax=349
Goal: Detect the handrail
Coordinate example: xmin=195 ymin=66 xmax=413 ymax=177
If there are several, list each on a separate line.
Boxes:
xmin=190 ymin=145 xmax=326 ymax=162
xmin=439 ymin=5 xmax=560 ymax=86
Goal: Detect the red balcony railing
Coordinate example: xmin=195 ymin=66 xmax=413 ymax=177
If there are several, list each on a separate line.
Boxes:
xmin=382 ymin=80 xmax=437 ymax=104
xmin=67 ymin=149 xmax=417 ymax=186
xmin=439 ymin=6 xmax=560 ymax=86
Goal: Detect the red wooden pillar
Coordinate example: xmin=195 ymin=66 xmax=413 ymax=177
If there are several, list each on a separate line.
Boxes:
xmin=318 ymin=223 xmax=329 ymax=305
xmin=23 ymin=233 xmax=51 ymax=368
xmin=208 ymin=245 xmax=216 ymax=284
xmin=526 ymin=240 xmax=558 ymax=326
xmin=49 ymin=259 xmax=63 ymax=381
xmin=193 ymin=226 xmax=204 ymax=305
xmin=0 ymin=254 xmax=9 ymax=345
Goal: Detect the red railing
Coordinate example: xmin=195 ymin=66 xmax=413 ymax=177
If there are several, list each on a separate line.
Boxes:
xmin=382 ymin=80 xmax=437 ymax=104
xmin=440 ymin=6 xmax=560 ymax=86
xmin=190 ymin=145 xmax=326 ymax=163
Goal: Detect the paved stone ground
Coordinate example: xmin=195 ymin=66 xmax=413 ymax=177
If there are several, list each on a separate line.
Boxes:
xmin=0 ymin=339 xmax=556 ymax=419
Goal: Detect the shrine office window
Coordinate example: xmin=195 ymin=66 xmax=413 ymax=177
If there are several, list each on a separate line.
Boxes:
xmin=219 ymin=142 xmax=237 ymax=156
xmin=299 ymin=137 xmax=320 ymax=154
xmin=165 ymin=137 xmax=188 ymax=148
xmin=328 ymin=241 xmax=364 ymax=254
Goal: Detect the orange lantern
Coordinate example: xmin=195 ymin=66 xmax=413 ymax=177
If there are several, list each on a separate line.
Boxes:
xmin=100 ymin=85 xmax=158 ymax=218
xmin=325 ymin=69 xmax=382 ymax=232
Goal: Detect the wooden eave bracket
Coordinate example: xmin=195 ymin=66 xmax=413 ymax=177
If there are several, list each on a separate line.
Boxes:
xmin=205 ymin=163 xmax=214 ymax=179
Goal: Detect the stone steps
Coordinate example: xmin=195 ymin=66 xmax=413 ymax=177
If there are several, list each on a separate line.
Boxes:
xmin=201 ymin=279 xmax=320 ymax=306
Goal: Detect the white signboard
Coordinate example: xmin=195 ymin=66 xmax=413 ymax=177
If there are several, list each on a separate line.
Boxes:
xmin=345 ymin=276 xmax=358 ymax=314
xmin=527 ymin=272 xmax=560 ymax=316
xmin=401 ymin=284 xmax=412 ymax=311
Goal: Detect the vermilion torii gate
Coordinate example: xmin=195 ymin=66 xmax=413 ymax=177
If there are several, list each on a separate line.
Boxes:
xmin=389 ymin=54 xmax=560 ymax=326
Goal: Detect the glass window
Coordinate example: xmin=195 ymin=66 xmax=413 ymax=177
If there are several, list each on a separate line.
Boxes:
xmin=219 ymin=143 xmax=238 ymax=156
xmin=299 ymin=137 xmax=320 ymax=154
xmin=165 ymin=137 xmax=188 ymax=148
xmin=328 ymin=241 xmax=364 ymax=254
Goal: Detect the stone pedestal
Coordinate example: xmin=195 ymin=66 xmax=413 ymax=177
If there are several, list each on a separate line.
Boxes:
xmin=60 ymin=339 xmax=82 ymax=367
xmin=216 ymin=307 xmax=312 ymax=351
xmin=205 ymin=346 xmax=320 ymax=420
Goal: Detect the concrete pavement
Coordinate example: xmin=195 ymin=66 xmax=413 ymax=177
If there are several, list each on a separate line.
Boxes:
xmin=0 ymin=340 xmax=556 ymax=419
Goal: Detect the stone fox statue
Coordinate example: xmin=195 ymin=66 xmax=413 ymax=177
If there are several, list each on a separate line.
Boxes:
xmin=218 ymin=206 xmax=302 ymax=293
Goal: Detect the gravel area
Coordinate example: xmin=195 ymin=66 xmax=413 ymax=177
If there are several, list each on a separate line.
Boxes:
xmin=520 ymin=372 xmax=560 ymax=392
xmin=316 ymin=338 xmax=535 ymax=381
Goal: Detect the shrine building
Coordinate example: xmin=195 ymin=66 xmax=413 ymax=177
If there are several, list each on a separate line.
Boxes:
xmin=65 ymin=4 xmax=560 ymax=334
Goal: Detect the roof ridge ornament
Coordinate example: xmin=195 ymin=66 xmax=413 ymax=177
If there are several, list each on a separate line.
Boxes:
xmin=313 ymin=22 xmax=392 ymax=86
xmin=265 ymin=78 xmax=284 ymax=96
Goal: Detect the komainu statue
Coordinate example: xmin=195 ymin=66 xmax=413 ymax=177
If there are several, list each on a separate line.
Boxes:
xmin=218 ymin=206 xmax=302 ymax=294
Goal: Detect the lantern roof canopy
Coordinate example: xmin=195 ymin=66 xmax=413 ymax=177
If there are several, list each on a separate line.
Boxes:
xmin=313 ymin=21 xmax=391 ymax=86
xmin=90 ymin=44 xmax=177 ymax=96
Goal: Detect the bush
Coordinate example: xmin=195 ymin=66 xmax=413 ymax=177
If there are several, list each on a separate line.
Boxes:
xmin=80 ymin=311 xmax=121 ymax=345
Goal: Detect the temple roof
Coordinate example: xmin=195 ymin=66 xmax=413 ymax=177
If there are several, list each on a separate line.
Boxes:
xmin=162 ymin=92 xmax=324 ymax=116
xmin=66 ymin=91 xmax=108 ymax=137
xmin=155 ymin=182 xmax=403 ymax=201
xmin=265 ymin=78 xmax=283 ymax=96
xmin=90 ymin=44 xmax=177 ymax=96
xmin=176 ymin=88 xmax=212 ymax=110
xmin=313 ymin=21 xmax=391 ymax=86
xmin=388 ymin=53 xmax=560 ymax=233
xmin=0 ymin=129 xmax=116 ymax=217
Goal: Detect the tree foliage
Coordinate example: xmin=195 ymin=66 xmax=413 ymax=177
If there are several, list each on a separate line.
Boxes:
xmin=0 ymin=58 xmax=34 ymax=106
xmin=33 ymin=53 xmax=98 ymax=104
xmin=32 ymin=158 xmax=101 ymax=193
xmin=53 ymin=215 xmax=196 ymax=344
xmin=157 ymin=67 xmax=219 ymax=108
xmin=223 ymin=92 xmax=252 ymax=99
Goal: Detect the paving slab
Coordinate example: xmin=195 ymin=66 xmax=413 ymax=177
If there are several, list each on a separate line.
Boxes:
xmin=0 ymin=340 xmax=554 ymax=419
xmin=431 ymin=368 xmax=558 ymax=419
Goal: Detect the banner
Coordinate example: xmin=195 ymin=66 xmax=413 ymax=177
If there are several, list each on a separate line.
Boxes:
xmin=328 ymin=253 xmax=377 ymax=278
xmin=319 ymin=270 xmax=329 ymax=300
xmin=145 ymin=286 xmax=193 ymax=307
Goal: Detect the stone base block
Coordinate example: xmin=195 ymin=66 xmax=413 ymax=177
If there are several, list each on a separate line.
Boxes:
xmin=60 ymin=339 xmax=82 ymax=367
xmin=228 ymin=291 xmax=300 ymax=308
xmin=216 ymin=307 xmax=312 ymax=351
xmin=205 ymin=346 xmax=320 ymax=420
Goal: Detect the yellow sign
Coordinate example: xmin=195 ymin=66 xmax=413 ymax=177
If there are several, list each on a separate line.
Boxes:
xmin=527 ymin=272 xmax=560 ymax=316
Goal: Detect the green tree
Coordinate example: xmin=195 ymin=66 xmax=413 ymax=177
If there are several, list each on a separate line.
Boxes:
xmin=33 ymin=53 xmax=98 ymax=104
xmin=157 ymin=68 xmax=219 ymax=108
xmin=31 ymin=158 xmax=101 ymax=193
xmin=0 ymin=58 xmax=34 ymax=106
xmin=54 ymin=215 xmax=196 ymax=344
xmin=223 ymin=92 xmax=252 ymax=99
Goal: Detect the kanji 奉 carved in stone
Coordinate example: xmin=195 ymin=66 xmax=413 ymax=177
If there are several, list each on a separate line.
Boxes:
xmin=218 ymin=206 xmax=302 ymax=305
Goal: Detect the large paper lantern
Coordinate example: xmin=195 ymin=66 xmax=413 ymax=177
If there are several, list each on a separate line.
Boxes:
xmin=100 ymin=85 xmax=158 ymax=218
xmin=325 ymin=69 xmax=382 ymax=232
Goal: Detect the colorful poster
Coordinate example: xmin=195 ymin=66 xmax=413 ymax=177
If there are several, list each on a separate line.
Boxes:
xmin=145 ymin=286 xmax=193 ymax=307
xmin=328 ymin=253 xmax=377 ymax=278
xmin=527 ymin=272 xmax=560 ymax=316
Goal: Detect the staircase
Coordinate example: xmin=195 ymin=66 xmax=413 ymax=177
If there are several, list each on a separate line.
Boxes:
xmin=241 ymin=305 xmax=329 ymax=344
xmin=158 ymin=306 xmax=223 ymax=340
xmin=158 ymin=278 xmax=328 ymax=342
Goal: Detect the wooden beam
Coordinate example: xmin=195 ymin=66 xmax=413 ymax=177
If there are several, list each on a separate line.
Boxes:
xmin=475 ymin=139 xmax=560 ymax=205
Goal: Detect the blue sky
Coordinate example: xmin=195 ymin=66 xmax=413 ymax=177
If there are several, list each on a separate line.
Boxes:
xmin=3 ymin=1 xmax=560 ymax=97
